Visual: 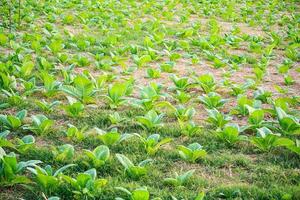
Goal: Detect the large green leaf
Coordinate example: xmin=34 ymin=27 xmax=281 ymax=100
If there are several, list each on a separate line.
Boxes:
xmin=132 ymin=187 xmax=150 ymax=200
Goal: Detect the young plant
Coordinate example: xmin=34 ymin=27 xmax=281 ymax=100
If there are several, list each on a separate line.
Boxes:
xmin=16 ymin=135 xmax=35 ymax=153
xmin=136 ymin=110 xmax=164 ymax=131
xmin=170 ymin=75 xmax=191 ymax=91
xmin=109 ymin=112 xmax=126 ymax=125
xmin=253 ymin=88 xmax=272 ymax=103
xmin=60 ymin=65 xmax=75 ymax=84
xmin=60 ymin=75 xmax=96 ymax=103
xmin=133 ymin=55 xmax=152 ymax=68
xmin=163 ymin=169 xmax=195 ymax=187
xmin=194 ymin=74 xmax=216 ymax=93
xmin=65 ymin=124 xmax=87 ymax=141
xmin=169 ymin=52 xmax=184 ymax=63
xmin=38 ymin=57 xmax=53 ymax=70
xmin=83 ymin=145 xmax=110 ymax=168
xmin=135 ymin=133 xmax=172 ymax=155
xmin=115 ymin=187 xmax=150 ymax=200
xmin=212 ymin=56 xmax=227 ymax=69
xmin=174 ymin=105 xmax=196 ymax=122
xmin=0 ymin=72 xmax=16 ymax=90
xmin=251 ymin=127 xmax=294 ymax=152
xmin=177 ymin=143 xmax=207 ymax=163
xmin=275 ymin=107 xmax=300 ymax=135
xmin=26 ymin=115 xmax=54 ymax=135
xmin=287 ymin=140 xmax=300 ymax=156
xmin=116 ymin=154 xmax=152 ymax=179
xmin=206 ymin=109 xmax=232 ymax=128
xmin=229 ymin=79 xmax=255 ymax=96
xmin=160 ymin=61 xmax=175 ymax=72
xmin=130 ymin=83 xmax=169 ymax=111
xmin=63 ymin=96 xmax=85 ymax=117
xmin=18 ymin=61 xmax=34 ymax=79
xmin=0 ymin=132 xmax=14 ymax=154
xmin=146 ymin=68 xmax=161 ymax=79
xmin=274 ymin=97 xmax=290 ymax=112
xmin=48 ymin=39 xmax=64 ymax=54
xmin=21 ymin=77 xmax=39 ymax=96
xmin=284 ymin=74 xmax=295 ymax=86
xmin=40 ymin=72 xmax=61 ymax=97
xmin=0 ymin=152 xmax=41 ymax=186
xmin=36 ymin=100 xmax=60 ymax=114
xmin=179 ymin=121 xmax=202 ymax=137
xmin=172 ymin=192 xmax=205 ymax=200
xmin=91 ymin=128 xmax=134 ymax=146
xmin=216 ymin=124 xmax=247 ymax=146
xmin=253 ymin=67 xmax=265 ymax=81
xmin=232 ymin=95 xmax=261 ymax=116
xmin=102 ymin=82 xmax=128 ymax=109
xmin=139 ymin=83 xmax=166 ymax=101
xmin=52 ymin=144 xmax=75 ymax=163
xmin=2 ymin=89 xmax=24 ymax=106
xmin=244 ymin=106 xmax=266 ymax=130
xmin=62 ymin=168 xmax=107 ymax=199
xmin=0 ymin=109 xmax=27 ymax=130
xmin=199 ymin=92 xmax=227 ymax=109
xmin=27 ymin=164 xmax=75 ymax=195
xmin=172 ymin=90 xmax=191 ymax=104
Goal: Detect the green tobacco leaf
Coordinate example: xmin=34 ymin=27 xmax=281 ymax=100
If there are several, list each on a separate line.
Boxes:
xmin=132 ymin=188 xmax=150 ymax=200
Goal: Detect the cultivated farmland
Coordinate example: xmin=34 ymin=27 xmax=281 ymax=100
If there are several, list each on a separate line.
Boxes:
xmin=0 ymin=0 xmax=299 ymax=199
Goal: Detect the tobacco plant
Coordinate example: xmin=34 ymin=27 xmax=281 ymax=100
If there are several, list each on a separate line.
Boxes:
xmin=16 ymin=135 xmax=35 ymax=153
xmin=170 ymin=75 xmax=191 ymax=91
xmin=36 ymin=100 xmax=60 ymax=114
xmin=63 ymin=97 xmax=85 ymax=117
xmin=28 ymin=164 xmax=76 ymax=195
xmin=206 ymin=109 xmax=232 ymax=128
xmin=102 ymin=82 xmax=129 ymax=109
xmin=0 ymin=109 xmax=27 ymax=130
xmin=177 ymin=143 xmax=207 ymax=163
xmin=62 ymin=168 xmax=107 ymax=199
xmin=52 ymin=144 xmax=75 ymax=163
xmin=199 ymin=92 xmax=227 ymax=109
xmin=275 ymin=107 xmax=300 ymax=135
xmin=164 ymin=169 xmax=195 ymax=187
xmin=61 ymin=75 xmax=96 ymax=103
xmin=0 ymin=152 xmax=41 ymax=186
xmin=251 ymin=127 xmax=294 ymax=152
xmin=25 ymin=115 xmax=54 ymax=135
xmin=136 ymin=110 xmax=164 ymax=131
xmin=135 ymin=133 xmax=172 ymax=155
xmin=216 ymin=124 xmax=247 ymax=146
xmin=83 ymin=145 xmax=110 ymax=168
xmin=109 ymin=112 xmax=126 ymax=125
xmin=115 ymin=187 xmax=150 ymax=200
xmin=116 ymin=154 xmax=152 ymax=179
xmin=194 ymin=74 xmax=216 ymax=93
xmin=91 ymin=128 xmax=134 ymax=146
